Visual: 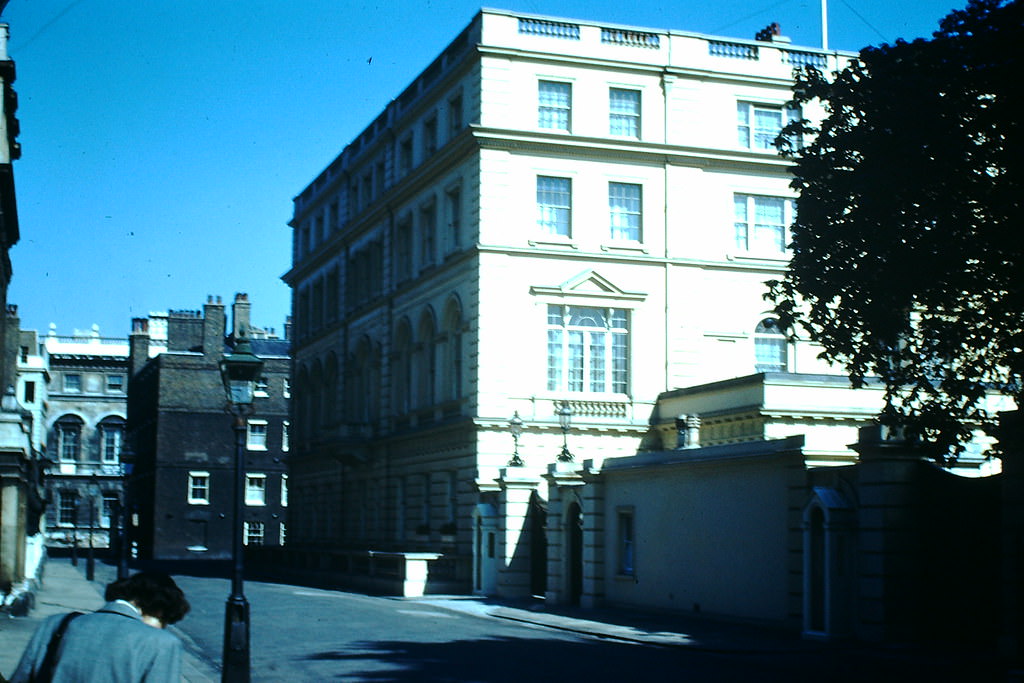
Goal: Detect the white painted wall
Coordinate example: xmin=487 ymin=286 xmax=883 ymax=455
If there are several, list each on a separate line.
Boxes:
xmin=601 ymin=451 xmax=798 ymax=621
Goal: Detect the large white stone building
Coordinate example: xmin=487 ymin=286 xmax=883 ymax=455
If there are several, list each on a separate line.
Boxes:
xmin=283 ymin=9 xmax=887 ymax=596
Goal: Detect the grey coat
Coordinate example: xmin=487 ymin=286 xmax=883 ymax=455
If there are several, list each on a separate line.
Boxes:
xmin=9 ymin=601 xmax=183 ymax=683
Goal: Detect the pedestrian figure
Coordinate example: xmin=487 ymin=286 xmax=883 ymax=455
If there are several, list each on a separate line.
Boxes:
xmin=8 ymin=571 xmax=190 ymax=683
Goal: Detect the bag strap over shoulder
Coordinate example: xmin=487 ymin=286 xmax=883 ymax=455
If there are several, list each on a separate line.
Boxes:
xmin=32 ymin=611 xmax=83 ymax=683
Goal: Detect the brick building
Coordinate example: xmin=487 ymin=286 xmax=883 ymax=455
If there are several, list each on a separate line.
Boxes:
xmin=126 ymin=294 xmax=290 ymax=561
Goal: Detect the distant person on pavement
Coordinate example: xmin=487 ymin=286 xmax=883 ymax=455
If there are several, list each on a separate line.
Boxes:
xmin=9 ymin=571 xmax=190 ymax=683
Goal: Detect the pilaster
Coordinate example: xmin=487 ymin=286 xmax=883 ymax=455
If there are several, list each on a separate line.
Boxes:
xmin=496 ymin=467 xmax=540 ymax=598
xmin=852 ymin=425 xmax=927 ymax=643
xmin=543 ymin=460 xmax=586 ymax=605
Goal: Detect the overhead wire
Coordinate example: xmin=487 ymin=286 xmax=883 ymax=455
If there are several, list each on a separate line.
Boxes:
xmin=711 ymin=0 xmax=800 ymax=35
xmin=10 ymin=0 xmax=86 ymax=54
xmin=837 ymin=0 xmax=892 ymax=44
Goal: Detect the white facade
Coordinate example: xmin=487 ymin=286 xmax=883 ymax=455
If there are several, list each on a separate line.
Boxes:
xmin=284 ymin=10 xmax=861 ymax=594
xmin=16 ymin=330 xmax=48 ymax=454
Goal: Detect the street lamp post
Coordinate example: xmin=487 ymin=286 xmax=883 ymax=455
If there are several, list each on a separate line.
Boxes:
xmin=70 ymin=506 xmax=78 ymax=566
xmin=113 ymin=497 xmax=130 ymax=580
xmin=86 ymin=481 xmax=99 ymax=581
xmin=219 ymin=335 xmax=264 ymax=683
xmin=557 ymin=401 xmax=574 ymax=462
xmin=508 ymin=411 xmax=525 ymax=467
xmin=86 ymin=491 xmax=96 ymax=581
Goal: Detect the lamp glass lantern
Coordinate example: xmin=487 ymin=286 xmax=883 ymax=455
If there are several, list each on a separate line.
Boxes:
xmin=219 ymin=338 xmax=264 ymax=408
xmin=557 ymin=401 xmax=573 ymax=462
xmin=508 ymin=411 xmax=525 ymax=467
xmin=557 ymin=401 xmax=572 ymax=432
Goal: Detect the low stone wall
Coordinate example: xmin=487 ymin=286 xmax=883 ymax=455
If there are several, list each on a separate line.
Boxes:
xmin=247 ymin=547 xmax=468 ymax=596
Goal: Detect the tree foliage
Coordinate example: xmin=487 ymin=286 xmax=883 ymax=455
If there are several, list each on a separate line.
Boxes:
xmin=769 ymin=0 xmax=1023 ymax=457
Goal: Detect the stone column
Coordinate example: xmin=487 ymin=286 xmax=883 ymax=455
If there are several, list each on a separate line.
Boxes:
xmin=852 ymin=425 xmax=927 ymax=643
xmin=579 ymin=462 xmax=605 ymax=608
xmin=544 ymin=461 xmax=585 ymax=605
xmin=0 ymin=401 xmax=30 ymax=587
xmin=496 ymin=468 xmax=540 ymax=599
xmin=544 ymin=475 xmax=565 ymax=603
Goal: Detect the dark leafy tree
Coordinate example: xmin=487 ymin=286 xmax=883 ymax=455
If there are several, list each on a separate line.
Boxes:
xmin=769 ymin=0 xmax=1023 ymax=458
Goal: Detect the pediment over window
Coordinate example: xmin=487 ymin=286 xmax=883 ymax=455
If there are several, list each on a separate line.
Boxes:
xmin=529 ymin=270 xmax=646 ymax=302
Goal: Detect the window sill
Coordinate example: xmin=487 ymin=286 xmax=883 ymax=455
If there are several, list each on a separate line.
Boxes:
xmin=246 ymin=446 xmax=268 ymax=452
xmin=529 ymin=238 xmax=577 ymax=249
xmin=244 ymin=502 xmax=267 ymax=507
xmin=187 ymin=500 xmax=210 ymax=506
xmin=726 ymin=252 xmax=789 ymax=263
xmin=601 ymin=243 xmax=647 ymax=254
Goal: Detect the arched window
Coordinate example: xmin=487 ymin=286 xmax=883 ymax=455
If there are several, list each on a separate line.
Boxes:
xmin=415 ymin=310 xmax=437 ymax=409
xmin=310 ymin=359 xmax=324 ymax=432
xmin=97 ymin=416 xmax=125 ymax=464
xmin=323 ymin=353 xmax=339 ymax=427
xmin=546 ymin=305 xmax=629 ymax=393
xmin=54 ymin=415 xmax=84 ymax=462
xmin=393 ymin=320 xmax=413 ymax=415
xmin=346 ymin=337 xmax=382 ymax=425
xmin=294 ymin=366 xmax=310 ymax=445
xmin=440 ymin=298 xmax=464 ymax=402
xmin=754 ymin=317 xmax=787 ymax=372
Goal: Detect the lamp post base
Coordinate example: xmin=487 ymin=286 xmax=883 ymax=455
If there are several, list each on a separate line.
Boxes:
xmin=221 ymin=594 xmax=250 ymax=683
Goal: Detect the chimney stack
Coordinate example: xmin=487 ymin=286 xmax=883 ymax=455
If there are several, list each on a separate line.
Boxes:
xmin=232 ymin=293 xmax=252 ymax=339
xmin=202 ymin=295 xmax=226 ymax=357
xmin=129 ymin=317 xmax=151 ymax=377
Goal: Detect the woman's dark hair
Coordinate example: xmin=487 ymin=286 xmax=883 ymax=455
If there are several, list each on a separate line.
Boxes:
xmin=105 ymin=572 xmax=191 ymax=625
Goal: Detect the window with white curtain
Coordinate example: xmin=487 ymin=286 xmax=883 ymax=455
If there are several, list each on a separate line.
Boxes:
xmin=246 ymin=420 xmax=268 ymax=450
xmin=737 ymin=102 xmax=800 ymax=150
xmin=538 ymin=81 xmax=571 ymax=131
xmin=754 ymin=318 xmax=788 ymax=372
xmin=245 ymin=474 xmax=267 ymax=506
xmin=609 ymin=88 xmax=640 ymax=138
xmin=537 ymin=176 xmax=571 ymax=237
xmin=547 ymin=305 xmax=629 ymax=394
xmin=734 ymin=194 xmax=794 ymax=253
xmin=609 ymin=182 xmax=642 ymax=241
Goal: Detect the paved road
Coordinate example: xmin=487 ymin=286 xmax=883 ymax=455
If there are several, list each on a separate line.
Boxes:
xmin=174 ymin=575 xmax=728 ymax=682
xmin=80 ymin=561 xmax=1003 ymax=682
xmin=85 ymin=562 xmax=788 ymax=682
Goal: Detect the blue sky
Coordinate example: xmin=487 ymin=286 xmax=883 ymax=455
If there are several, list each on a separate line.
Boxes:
xmin=3 ymin=0 xmax=962 ymax=338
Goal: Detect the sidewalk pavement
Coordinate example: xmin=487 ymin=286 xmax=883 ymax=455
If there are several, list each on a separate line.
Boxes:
xmin=419 ymin=595 xmax=820 ymax=653
xmin=0 ymin=560 xmax=219 ymax=683
xmin=416 ymin=595 xmax=1005 ymax=679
